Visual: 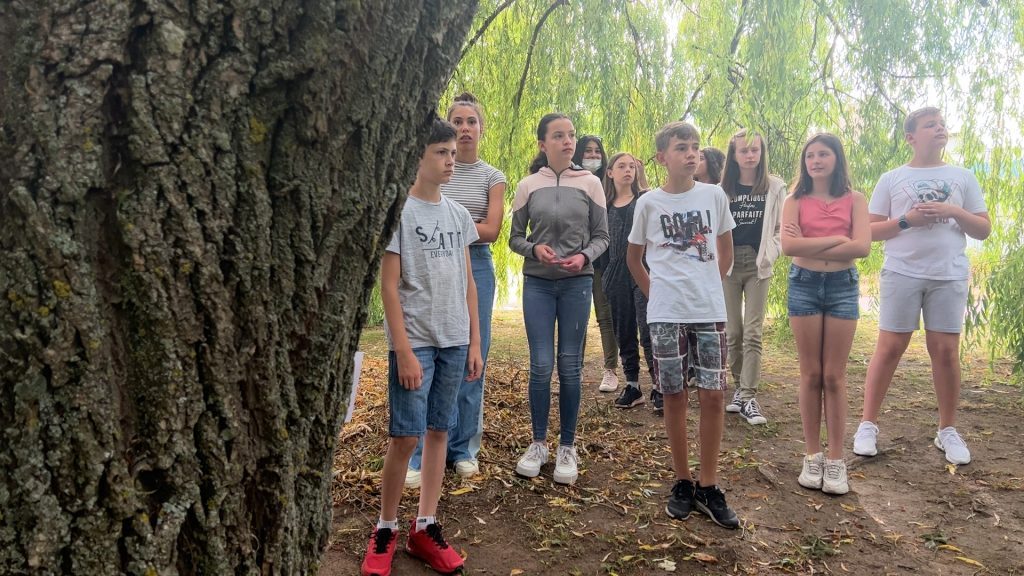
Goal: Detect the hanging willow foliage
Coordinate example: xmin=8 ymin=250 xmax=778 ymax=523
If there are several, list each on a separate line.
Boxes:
xmin=369 ymin=1 xmax=1024 ymax=376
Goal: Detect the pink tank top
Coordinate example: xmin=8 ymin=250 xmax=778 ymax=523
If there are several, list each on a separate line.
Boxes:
xmin=798 ymin=194 xmax=853 ymax=237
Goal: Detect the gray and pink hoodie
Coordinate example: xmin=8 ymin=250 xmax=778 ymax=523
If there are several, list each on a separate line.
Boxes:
xmin=509 ymin=166 xmax=609 ymax=280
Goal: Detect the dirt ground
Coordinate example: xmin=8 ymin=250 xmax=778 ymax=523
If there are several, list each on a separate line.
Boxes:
xmin=323 ymin=309 xmax=1024 ymax=575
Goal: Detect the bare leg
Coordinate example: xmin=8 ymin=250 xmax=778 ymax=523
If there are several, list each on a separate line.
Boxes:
xmin=697 ymin=389 xmax=725 ymax=486
xmin=417 ymin=429 xmax=448 ymax=517
xmin=380 ymin=436 xmax=418 ymax=522
xmin=925 ymin=330 xmax=962 ymax=429
xmin=861 ymin=330 xmax=913 ymax=423
xmin=822 ymin=316 xmax=858 ymax=460
xmin=663 ymin=389 xmax=692 ymax=481
xmin=791 ymin=315 xmax=825 ymax=455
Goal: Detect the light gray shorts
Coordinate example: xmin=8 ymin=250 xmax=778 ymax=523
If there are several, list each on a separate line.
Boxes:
xmin=878 ymin=269 xmax=968 ymax=334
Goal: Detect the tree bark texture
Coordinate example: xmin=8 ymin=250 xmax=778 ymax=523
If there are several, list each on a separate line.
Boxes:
xmin=0 ymin=1 xmax=475 ymax=573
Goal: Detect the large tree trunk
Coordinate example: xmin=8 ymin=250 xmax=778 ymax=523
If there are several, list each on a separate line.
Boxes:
xmin=0 ymin=1 xmax=475 ymax=573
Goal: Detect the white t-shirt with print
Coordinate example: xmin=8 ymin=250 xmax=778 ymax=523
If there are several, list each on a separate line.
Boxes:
xmin=868 ymin=164 xmax=987 ymax=280
xmin=628 ymin=183 xmax=736 ymax=323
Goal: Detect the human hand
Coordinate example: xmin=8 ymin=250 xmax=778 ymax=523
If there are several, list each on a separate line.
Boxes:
xmin=917 ymin=201 xmax=961 ymax=222
xmin=904 ymin=207 xmax=931 ymax=227
xmin=465 ymin=345 xmax=483 ymax=381
xmin=558 ymin=254 xmax=587 ymax=273
xmin=533 ymin=244 xmax=561 ymax=265
xmin=396 ymin=349 xmax=423 ymax=390
xmin=784 ymin=222 xmax=803 ymax=238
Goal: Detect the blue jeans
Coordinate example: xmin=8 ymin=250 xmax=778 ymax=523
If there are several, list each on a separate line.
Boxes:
xmin=409 ymin=244 xmax=495 ymax=469
xmin=388 ymin=346 xmax=468 ymax=437
xmin=787 ymin=264 xmax=860 ymax=320
xmin=523 ymin=274 xmax=592 ymax=446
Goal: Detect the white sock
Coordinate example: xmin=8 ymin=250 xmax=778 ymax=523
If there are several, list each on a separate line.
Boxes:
xmin=414 ymin=515 xmax=436 ymax=532
xmin=377 ymin=518 xmax=398 ymax=531
xmin=627 ymin=380 xmax=639 ymax=389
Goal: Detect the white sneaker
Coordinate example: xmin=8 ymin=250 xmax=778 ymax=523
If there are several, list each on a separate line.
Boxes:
xmin=454 ymin=459 xmax=479 ymax=478
xmin=515 ymin=442 xmax=549 ymax=478
xmin=725 ymin=389 xmax=743 ymax=413
xmin=405 ymin=467 xmax=421 ymax=489
xmin=798 ymin=452 xmax=824 ymax=490
xmin=934 ymin=426 xmax=971 ymax=465
xmin=553 ymin=445 xmax=579 ymax=485
xmin=599 ymin=369 xmax=619 ymax=392
xmin=853 ymin=421 xmax=879 ymax=456
xmin=822 ymin=458 xmax=850 ymax=495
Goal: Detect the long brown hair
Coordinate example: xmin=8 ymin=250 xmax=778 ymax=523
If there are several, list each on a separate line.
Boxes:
xmin=721 ymin=129 xmax=770 ymax=199
xmin=603 ymin=152 xmax=642 ymax=205
xmin=791 ymin=133 xmax=852 ymax=199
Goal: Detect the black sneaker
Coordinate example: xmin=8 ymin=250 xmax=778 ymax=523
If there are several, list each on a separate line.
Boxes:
xmin=739 ymin=398 xmax=767 ymax=425
xmin=694 ymin=484 xmax=739 ymax=529
xmin=666 ymin=479 xmax=695 ymax=520
xmin=614 ymin=385 xmax=645 ymax=409
xmin=651 ymin=389 xmax=664 ymax=415
xmin=725 ymin=389 xmax=743 ymax=413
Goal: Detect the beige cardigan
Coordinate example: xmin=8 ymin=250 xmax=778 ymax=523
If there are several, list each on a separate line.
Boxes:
xmin=726 ymin=175 xmax=788 ymax=280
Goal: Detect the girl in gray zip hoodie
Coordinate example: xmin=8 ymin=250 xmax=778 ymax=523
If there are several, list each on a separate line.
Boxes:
xmin=508 ymin=113 xmax=609 ymax=486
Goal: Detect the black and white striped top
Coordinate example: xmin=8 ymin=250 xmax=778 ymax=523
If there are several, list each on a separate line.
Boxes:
xmin=442 ymin=159 xmax=506 ymax=232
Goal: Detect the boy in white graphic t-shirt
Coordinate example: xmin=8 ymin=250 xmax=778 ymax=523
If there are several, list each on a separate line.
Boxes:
xmin=853 ymin=107 xmax=991 ymax=465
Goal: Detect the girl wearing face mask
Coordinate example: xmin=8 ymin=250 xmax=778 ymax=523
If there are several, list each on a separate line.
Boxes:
xmin=510 ymin=115 xmax=609 ymax=485
xmin=405 ymin=92 xmax=506 ymax=488
xmin=720 ymin=129 xmax=787 ymax=426
xmin=572 ymin=135 xmax=620 ymax=393
xmin=601 ymin=153 xmax=662 ymax=413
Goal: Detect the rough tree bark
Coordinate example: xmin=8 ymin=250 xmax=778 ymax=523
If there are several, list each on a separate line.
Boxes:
xmin=0 ymin=1 xmax=476 ymax=573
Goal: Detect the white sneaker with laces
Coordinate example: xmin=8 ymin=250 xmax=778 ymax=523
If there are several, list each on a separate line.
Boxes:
xmin=822 ymin=458 xmax=850 ymax=495
xmin=934 ymin=426 xmax=971 ymax=465
xmin=725 ymin=389 xmax=743 ymax=413
xmin=454 ymin=460 xmax=479 ymax=478
xmin=405 ymin=467 xmax=421 ymax=489
xmin=853 ymin=421 xmax=879 ymax=456
xmin=553 ymin=445 xmax=579 ymax=485
xmin=515 ymin=442 xmax=549 ymax=478
xmin=599 ymin=369 xmax=619 ymax=392
xmin=798 ymin=452 xmax=824 ymax=490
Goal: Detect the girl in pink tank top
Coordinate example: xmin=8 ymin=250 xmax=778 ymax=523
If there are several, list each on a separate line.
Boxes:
xmin=780 ymin=133 xmax=871 ymax=497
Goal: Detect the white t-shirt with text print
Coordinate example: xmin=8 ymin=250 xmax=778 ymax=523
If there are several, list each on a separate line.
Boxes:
xmin=628 ymin=183 xmax=736 ymax=324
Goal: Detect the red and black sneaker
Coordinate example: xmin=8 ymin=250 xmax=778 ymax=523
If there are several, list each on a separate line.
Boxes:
xmin=406 ymin=520 xmax=464 ymax=574
xmin=361 ymin=526 xmax=398 ymax=576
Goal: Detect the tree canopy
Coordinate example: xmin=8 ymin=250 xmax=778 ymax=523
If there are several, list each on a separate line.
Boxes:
xmin=441 ymin=0 xmax=1024 ymax=373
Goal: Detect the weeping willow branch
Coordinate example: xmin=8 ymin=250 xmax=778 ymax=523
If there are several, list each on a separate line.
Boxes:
xmin=508 ymin=0 xmax=567 ymax=145
xmin=461 ymin=0 xmax=519 ymax=62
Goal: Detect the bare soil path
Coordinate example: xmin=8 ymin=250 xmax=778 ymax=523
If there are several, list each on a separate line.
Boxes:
xmin=323 ymin=310 xmax=1023 ymax=575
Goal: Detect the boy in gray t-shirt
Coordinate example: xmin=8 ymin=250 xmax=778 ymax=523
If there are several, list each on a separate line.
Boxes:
xmin=362 ymin=120 xmax=481 ymax=576
xmin=853 ymin=107 xmax=991 ymax=466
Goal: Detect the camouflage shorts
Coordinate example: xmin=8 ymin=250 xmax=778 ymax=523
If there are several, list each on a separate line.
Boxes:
xmin=649 ymin=322 xmax=728 ymax=394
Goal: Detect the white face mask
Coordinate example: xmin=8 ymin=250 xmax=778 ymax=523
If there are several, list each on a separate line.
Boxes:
xmin=581 ymin=158 xmax=602 ymax=172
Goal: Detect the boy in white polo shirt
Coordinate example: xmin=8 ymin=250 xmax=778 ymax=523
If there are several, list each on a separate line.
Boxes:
xmin=853 ymin=107 xmax=991 ymax=465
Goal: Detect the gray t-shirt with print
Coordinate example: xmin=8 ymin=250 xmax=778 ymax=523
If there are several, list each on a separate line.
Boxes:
xmin=385 ymin=195 xmax=480 ymax=349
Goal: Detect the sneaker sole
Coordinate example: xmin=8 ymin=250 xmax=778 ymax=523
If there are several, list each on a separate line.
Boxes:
xmin=933 ymin=437 xmax=971 ymax=465
xmin=405 ymin=551 xmax=464 ymax=575
xmin=694 ymin=502 xmax=739 ymax=529
xmin=553 ymin=471 xmax=578 ymax=485
xmin=852 ymin=445 xmax=877 ymax=457
xmin=615 ymin=399 xmax=645 ymax=409
xmin=598 ymin=385 xmax=618 ymax=392
xmin=744 ymin=416 xmax=767 ymax=425
xmin=822 ymin=483 xmax=850 ymax=495
xmin=664 ymin=506 xmax=691 ymax=521
xmin=797 ymin=475 xmax=823 ymax=490
xmin=515 ymin=464 xmax=542 ymax=478
xmin=725 ymin=404 xmax=742 ymax=413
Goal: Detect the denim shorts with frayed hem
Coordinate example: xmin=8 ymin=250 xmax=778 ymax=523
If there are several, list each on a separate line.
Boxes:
xmin=787 ymin=264 xmax=860 ymax=320
xmin=388 ymin=345 xmax=468 ymax=437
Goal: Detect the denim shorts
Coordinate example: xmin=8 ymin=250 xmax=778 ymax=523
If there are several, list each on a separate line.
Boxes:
xmin=787 ymin=264 xmax=860 ymax=320
xmin=388 ymin=345 xmax=468 ymax=437
xmin=649 ymin=322 xmax=728 ymax=394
